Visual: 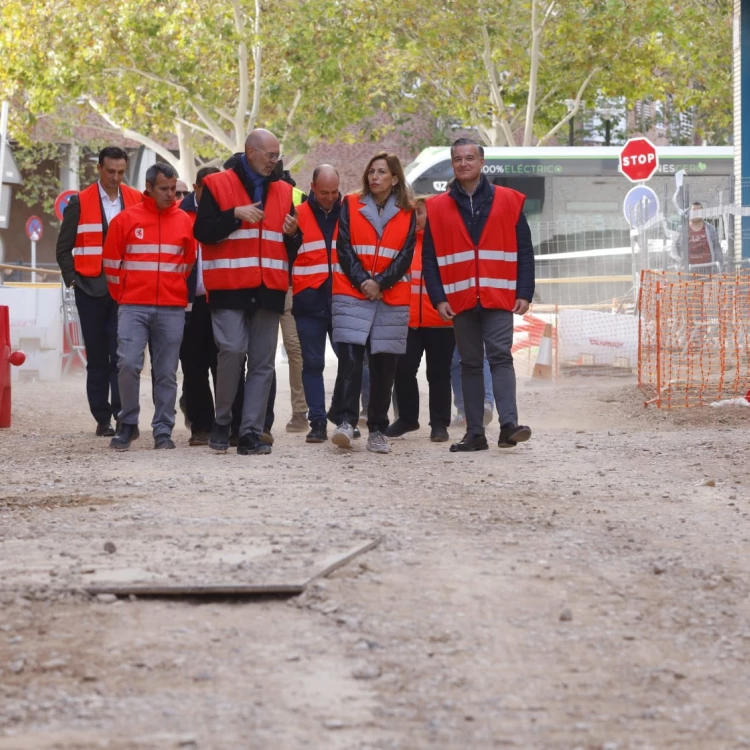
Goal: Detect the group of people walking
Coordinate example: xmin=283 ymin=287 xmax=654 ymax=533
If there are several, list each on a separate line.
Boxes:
xmin=56 ymin=131 xmax=535 ymax=456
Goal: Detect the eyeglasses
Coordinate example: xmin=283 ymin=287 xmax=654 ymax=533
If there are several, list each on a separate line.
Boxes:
xmin=175 ymin=191 xmax=188 ymax=198
xmin=255 ymin=148 xmax=283 ymax=162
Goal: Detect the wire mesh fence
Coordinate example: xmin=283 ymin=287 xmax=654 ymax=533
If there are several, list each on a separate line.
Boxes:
xmin=638 ymin=270 xmax=750 ymax=408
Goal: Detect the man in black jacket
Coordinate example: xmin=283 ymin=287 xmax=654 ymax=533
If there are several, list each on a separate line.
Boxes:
xmin=291 ymin=165 xmax=341 ymax=443
xmin=193 ymin=129 xmax=301 ymax=456
xmin=55 ymin=146 xmax=141 ymax=436
xmin=422 ymin=137 xmax=534 ymax=453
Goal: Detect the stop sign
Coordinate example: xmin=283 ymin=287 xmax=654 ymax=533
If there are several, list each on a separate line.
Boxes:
xmin=619 ymin=137 xmax=659 ymax=183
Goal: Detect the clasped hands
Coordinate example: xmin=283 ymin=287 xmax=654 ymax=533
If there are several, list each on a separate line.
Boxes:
xmin=360 ymin=278 xmax=382 ymax=301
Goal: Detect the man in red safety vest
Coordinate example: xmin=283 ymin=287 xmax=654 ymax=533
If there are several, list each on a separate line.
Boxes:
xmin=421 ymin=138 xmax=535 ymax=453
xmin=56 ymin=146 xmax=142 ymax=437
xmin=103 ymin=162 xmax=196 ymax=451
xmin=193 ymin=129 xmax=301 ymax=456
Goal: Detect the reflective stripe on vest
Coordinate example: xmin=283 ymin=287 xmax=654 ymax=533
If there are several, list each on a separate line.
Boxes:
xmin=73 ymin=183 xmax=142 ymax=277
xmin=292 ymin=200 xmax=338 ymax=295
xmin=331 ymin=194 xmax=412 ymax=306
xmin=425 ymin=186 xmax=524 ymax=315
xmin=200 ymin=171 xmax=292 ymax=292
xmin=408 ymin=233 xmax=450 ymax=328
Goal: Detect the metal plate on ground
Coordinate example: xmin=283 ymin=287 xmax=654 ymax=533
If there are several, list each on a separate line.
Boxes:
xmin=0 ymin=529 xmax=380 ymax=597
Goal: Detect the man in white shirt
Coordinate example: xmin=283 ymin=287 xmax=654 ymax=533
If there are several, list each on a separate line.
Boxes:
xmin=55 ymin=146 xmax=142 ymax=436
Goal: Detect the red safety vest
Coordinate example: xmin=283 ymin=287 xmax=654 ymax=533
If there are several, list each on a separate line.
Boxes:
xmin=102 ymin=195 xmax=196 ymax=307
xmin=426 ymin=186 xmax=524 ymax=314
xmin=292 ymin=200 xmax=337 ymax=295
xmin=73 ymin=182 xmax=142 ymax=277
xmin=332 ymin=194 xmax=412 ymax=306
xmin=200 ymin=171 xmax=292 ymax=292
xmin=409 ymin=231 xmax=451 ymax=328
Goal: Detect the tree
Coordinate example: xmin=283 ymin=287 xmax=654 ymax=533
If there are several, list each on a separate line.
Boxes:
xmin=0 ymin=0 xmax=405 ymax=181
xmin=387 ymin=0 xmax=731 ymax=146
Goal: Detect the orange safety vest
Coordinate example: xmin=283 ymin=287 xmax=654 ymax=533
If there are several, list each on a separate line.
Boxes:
xmin=73 ymin=182 xmax=142 ymax=277
xmin=409 ymin=231 xmax=451 ymax=328
xmin=199 ymin=170 xmax=292 ymax=292
xmin=102 ymin=196 xmax=196 ymax=307
xmin=426 ymin=186 xmax=524 ymax=314
xmin=292 ymin=200 xmax=337 ymax=295
xmin=332 ymin=194 xmax=412 ymax=306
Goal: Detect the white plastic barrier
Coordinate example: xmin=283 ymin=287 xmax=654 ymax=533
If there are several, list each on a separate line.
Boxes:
xmin=0 ymin=284 xmax=63 ymax=381
xmin=558 ymin=308 xmax=638 ymax=368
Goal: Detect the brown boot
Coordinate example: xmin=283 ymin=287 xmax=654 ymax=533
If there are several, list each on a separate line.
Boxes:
xmin=285 ymin=412 xmax=308 ymax=432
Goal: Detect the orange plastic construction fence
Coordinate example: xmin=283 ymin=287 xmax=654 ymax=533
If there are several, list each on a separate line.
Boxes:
xmin=638 ymin=270 xmax=750 ymax=408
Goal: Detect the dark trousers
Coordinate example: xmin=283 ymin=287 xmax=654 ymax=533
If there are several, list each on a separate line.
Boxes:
xmin=179 ymin=295 xmax=217 ymax=434
xmin=295 ymin=314 xmax=333 ymax=424
xmin=453 ymin=307 xmax=518 ymax=435
xmin=329 ymin=342 xmax=397 ymax=433
xmin=394 ymin=326 xmax=455 ymax=428
xmin=74 ymin=286 xmax=120 ymax=425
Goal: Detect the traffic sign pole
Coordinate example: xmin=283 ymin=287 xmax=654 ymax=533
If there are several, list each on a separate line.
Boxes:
xmin=30 ymin=239 xmax=36 ymax=283
xmin=0 ymin=102 xmax=8 ymax=224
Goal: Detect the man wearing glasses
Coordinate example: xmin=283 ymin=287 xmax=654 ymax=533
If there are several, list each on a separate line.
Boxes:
xmin=194 ymin=129 xmax=301 ymax=456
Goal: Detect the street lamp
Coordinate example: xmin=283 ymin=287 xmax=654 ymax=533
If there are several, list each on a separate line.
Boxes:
xmin=597 ymin=107 xmax=613 ymax=146
xmin=564 ymin=99 xmax=576 ymax=146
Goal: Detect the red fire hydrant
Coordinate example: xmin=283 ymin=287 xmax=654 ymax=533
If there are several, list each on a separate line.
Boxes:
xmin=1 ymin=305 xmax=26 ymax=428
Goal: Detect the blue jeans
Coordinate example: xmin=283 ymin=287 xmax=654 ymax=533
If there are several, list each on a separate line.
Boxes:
xmin=117 ymin=304 xmax=185 ymax=437
xmin=295 ymin=314 xmax=334 ymax=424
xmin=451 ymin=346 xmax=493 ymax=413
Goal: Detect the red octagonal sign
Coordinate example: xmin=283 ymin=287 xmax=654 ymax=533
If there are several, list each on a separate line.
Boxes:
xmin=619 ymin=137 xmax=659 ymax=183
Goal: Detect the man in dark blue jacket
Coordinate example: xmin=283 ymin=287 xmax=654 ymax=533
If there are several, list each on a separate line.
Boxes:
xmin=422 ymin=138 xmax=535 ymax=453
xmin=292 ymin=165 xmax=342 ymax=443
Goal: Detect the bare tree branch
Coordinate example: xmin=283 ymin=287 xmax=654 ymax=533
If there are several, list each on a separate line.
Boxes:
xmin=523 ymin=0 xmax=543 ymax=146
xmin=229 ymin=0 xmax=250 ymax=146
xmin=536 ymin=67 xmax=599 ymax=146
xmin=481 ymin=24 xmax=516 ymax=145
xmin=85 ymin=97 xmax=181 ymax=171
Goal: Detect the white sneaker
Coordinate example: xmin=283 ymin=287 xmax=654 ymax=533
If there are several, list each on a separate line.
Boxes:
xmin=331 ymin=422 xmax=354 ymax=449
xmin=366 ymin=431 xmax=390 ymax=454
xmin=483 ymin=402 xmax=493 ymax=426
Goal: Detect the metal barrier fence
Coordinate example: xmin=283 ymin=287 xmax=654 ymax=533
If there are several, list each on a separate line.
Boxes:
xmin=638 ymin=270 xmax=750 ymax=408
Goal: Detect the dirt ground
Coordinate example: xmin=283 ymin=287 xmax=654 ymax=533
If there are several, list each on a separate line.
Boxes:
xmin=1 ymin=365 xmax=749 ymax=750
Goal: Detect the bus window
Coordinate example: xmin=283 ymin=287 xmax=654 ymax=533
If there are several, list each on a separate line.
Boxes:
xmin=490 ymin=176 xmax=545 ymax=215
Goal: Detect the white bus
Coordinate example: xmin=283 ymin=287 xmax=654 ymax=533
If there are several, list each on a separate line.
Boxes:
xmin=405 ymin=146 xmax=733 ymax=306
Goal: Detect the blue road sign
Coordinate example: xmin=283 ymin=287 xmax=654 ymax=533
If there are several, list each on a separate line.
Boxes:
xmin=623 ymin=185 xmax=659 ymax=228
xmin=25 ymin=215 xmax=43 ymax=241
xmin=54 ymin=189 xmax=77 ymax=222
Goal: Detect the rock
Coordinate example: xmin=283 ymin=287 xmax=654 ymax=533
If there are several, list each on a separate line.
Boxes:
xmin=193 ymin=671 xmax=212 ymax=682
xmin=323 ymin=719 xmax=346 ymax=730
xmin=351 ymin=663 xmax=381 ymax=680
xmin=96 ymin=593 xmax=118 ymax=604
xmin=559 ymin=608 xmax=573 ymax=622
xmin=41 ymin=658 xmax=68 ymax=671
xmin=701 ymin=478 xmax=716 ymax=487
xmin=285 ymin=654 xmax=301 ymax=662
xmin=103 ymin=541 xmax=117 ymax=554
xmin=8 ymin=659 xmax=25 ymax=674
xmin=653 ymin=563 xmax=667 ymax=575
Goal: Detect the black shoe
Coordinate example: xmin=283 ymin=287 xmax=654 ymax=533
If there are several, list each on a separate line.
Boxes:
xmin=96 ymin=421 xmax=115 ymax=437
xmin=209 ymin=422 xmax=231 ymax=452
xmin=353 ymin=426 xmax=361 ymax=440
xmin=384 ymin=419 xmax=419 ymax=438
xmin=449 ymin=432 xmax=489 ymax=453
xmin=154 ymin=435 xmax=176 ymax=449
xmin=430 ymin=426 xmax=450 ymax=443
xmin=306 ymin=421 xmax=328 ymax=443
xmin=229 ymin=430 xmax=240 ymax=447
xmin=498 ymin=423 xmax=532 ymax=448
xmin=110 ymin=424 xmax=139 ymax=451
xmin=237 ymin=432 xmax=272 ymax=455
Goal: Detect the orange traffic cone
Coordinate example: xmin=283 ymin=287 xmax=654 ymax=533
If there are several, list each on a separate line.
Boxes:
xmin=532 ymin=324 xmax=553 ymax=380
